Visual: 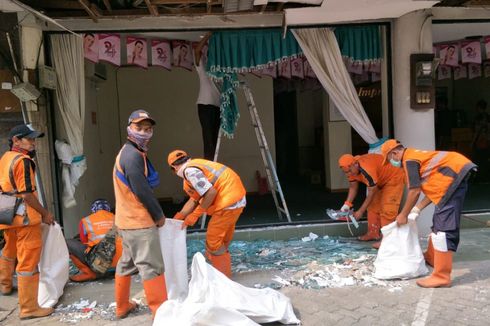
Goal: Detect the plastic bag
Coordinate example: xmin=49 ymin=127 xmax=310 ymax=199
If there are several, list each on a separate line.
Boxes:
xmin=153 ymin=252 xmax=300 ymax=326
xmin=374 ymin=220 xmax=428 ymax=280
xmin=158 ymin=218 xmax=188 ymax=301
xmin=38 ymin=223 xmax=69 ymax=308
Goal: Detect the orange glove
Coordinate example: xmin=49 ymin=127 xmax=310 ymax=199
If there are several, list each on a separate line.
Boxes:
xmin=174 ymin=212 xmax=186 ymax=220
xmin=183 ymin=206 xmax=205 ymax=227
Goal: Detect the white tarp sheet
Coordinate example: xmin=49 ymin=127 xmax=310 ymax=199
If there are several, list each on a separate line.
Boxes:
xmin=285 ymin=0 xmax=440 ymax=27
xmin=153 ymin=253 xmax=300 ymax=326
xmin=38 ymin=223 xmax=69 ymax=308
xmin=158 ymin=218 xmax=188 ymax=301
xmin=374 ymin=220 xmax=429 ymax=280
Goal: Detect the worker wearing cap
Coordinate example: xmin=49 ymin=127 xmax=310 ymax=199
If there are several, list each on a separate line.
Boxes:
xmin=113 ymin=110 xmax=167 ymax=319
xmin=338 ymin=153 xmax=405 ymax=248
xmin=168 ymin=150 xmax=246 ymax=278
xmin=66 ymin=199 xmax=123 ymax=282
xmin=381 ymin=139 xmax=477 ymax=288
xmin=0 ymin=124 xmax=55 ymax=319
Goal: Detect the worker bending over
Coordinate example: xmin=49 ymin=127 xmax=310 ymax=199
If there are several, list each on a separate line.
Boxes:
xmin=66 ymin=199 xmax=122 ymax=282
xmin=168 ymin=150 xmax=246 ymax=278
xmin=338 ymin=153 xmax=405 ymax=248
xmin=381 ymin=139 xmax=476 ymax=288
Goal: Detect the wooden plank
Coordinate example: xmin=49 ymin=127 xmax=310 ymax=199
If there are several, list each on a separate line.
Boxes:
xmin=23 ymin=0 xmax=83 ymax=10
xmin=78 ymin=0 xmax=100 ymax=22
xmin=144 ymin=0 xmax=160 ymax=16
xmin=102 ymin=0 xmax=112 ymax=11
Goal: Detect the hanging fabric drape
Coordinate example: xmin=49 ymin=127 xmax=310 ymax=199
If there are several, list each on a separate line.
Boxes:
xmin=334 ymin=25 xmax=382 ymax=64
xmin=207 ymin=29 xmax=303 ymax=137
xmin=50 ymin=34 xmax=86 ymax=208
xmin=293 ymin=28 xmax=380 ymax=145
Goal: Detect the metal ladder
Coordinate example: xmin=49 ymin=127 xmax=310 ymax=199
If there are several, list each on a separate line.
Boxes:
xmin=201 ymin=80 xmax=292 ymax=228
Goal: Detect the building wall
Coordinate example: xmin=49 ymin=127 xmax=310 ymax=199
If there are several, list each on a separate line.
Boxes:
xmin=59 ymin=63 xmax=274 ymax=237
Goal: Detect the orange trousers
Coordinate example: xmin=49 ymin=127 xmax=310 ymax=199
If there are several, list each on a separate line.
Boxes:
xmin=205 ymin=207 xmax=243 ymax=255
xmin=1 ymin=224 xmax=42 ymax=274
xmin=368 ymin=180 xmax=404 ymax=227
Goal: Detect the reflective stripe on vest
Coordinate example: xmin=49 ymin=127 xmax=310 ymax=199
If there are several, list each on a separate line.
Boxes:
xmin=191 ymin=163 xmax=227 ymax=184
xmin=421 ymin=151 xmax=448 ymax=184
xmin=83 ymin=218 xmax=106 ymax=243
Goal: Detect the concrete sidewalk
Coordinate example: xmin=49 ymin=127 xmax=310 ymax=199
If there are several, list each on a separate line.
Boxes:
xmin=1 ymin=228 xmax=489 ymax=326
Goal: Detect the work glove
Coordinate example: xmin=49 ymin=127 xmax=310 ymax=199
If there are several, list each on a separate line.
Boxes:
xmin=340 ymin=201 xmax=353 ymax=212
xmin=182 ymin=206 xmax=206 ymax=229
xmin=408 ymin=206 xmax=421 ymax=221
xmin=174 ymin=212 xmax=186 ymax=220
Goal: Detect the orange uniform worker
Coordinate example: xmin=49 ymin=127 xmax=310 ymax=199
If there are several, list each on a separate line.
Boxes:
xmin=66 ymin=199 xmax=123 ymax=282
xmin=168 ymin=150 xmax=246 ymax=278
xmin=338 ymin=153 xmax=405 ymax=247
xmin=113 ymin=110 xmax=167 ymax=319
xmin=0 ymin=124 xmax=55 ymax=319
xmin=381 ymin=139 xmax=477 ymax=288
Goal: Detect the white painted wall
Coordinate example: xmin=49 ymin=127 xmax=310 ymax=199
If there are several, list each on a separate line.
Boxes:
xmin=392 ymin=10 xmax=436 ymax=236
xmin=59 ymin=63 xmax=274 ymax=237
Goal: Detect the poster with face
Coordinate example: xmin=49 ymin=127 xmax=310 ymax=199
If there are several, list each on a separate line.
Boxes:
xmin=461 ymin=40 xmax=482 ymax=64
xmin=261 ymin=64 xmax=277 ymax=78
xmin=484 ymin=62 xmax=490 ymax=78
xmin=468 ymin=63 xmax=481 ymax=79
xmin=439 ymin=44 xmax=459 ymax=67
xmin=172 ymin=40 xmax=193 ymax=71
xmin=290 ymin=57 xmax=304 ymax=79
xmin=127 ymin=37 xmax=148 ymax=68
xmin=278 ymin=58 xmax=291 ymax=79
xmin=485 ymin=36 xmax=490 ymax=60
xmin=83 ymin=33 xmax=98 ymax=63
xmin=303 ymin=58 xmax=316 ymax=78
xmin=368 ymin=61 xmax=381 ymax=73
xmin=437 ymin=65 xmax=451 ymax=80
xmin=151 ymin=40 xmax=172 ymax=70
xmin=453 ymin=65 xmax=467 ymax=80
xmin=98 ymin=33 xmax=121 ymax=66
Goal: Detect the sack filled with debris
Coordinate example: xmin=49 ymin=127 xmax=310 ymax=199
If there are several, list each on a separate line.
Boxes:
xmin=153 ymin=252 xmax=300 ymax=326
xmin=374 ymin=220 xmax=428 ymax=280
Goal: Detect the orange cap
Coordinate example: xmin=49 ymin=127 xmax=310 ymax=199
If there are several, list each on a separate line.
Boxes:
xmin=167 ymin=150 xmax=188 ymax=166
xmin=381 ymin=139 xmax=402 ymax=163
xmin=338 ymin=154 xmax=356 ymax=168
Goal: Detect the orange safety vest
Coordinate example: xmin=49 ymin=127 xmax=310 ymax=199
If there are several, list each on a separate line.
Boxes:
xmin=183 ymin=159 xmax=246 ymax=215
xmin=349 ymin=154 xmax=404 ymax=187
xmin=403 ymin=148 xmax=476 ymax=207
xmin=0 ymin=151 xmax=42 ymax=229
xmin=113 ymin=145 xmax=154 ymax=229
xmin=82 ymin=210 xmax=116 ymax=248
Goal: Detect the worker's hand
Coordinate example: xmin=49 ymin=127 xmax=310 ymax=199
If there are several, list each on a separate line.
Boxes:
xmin=181 ymin=218 xmax=195 ymax=230
xmin=352 ymin=210 xmax=363 ymax=221
xmin=42 ymin=212 xmax=55 ymax=225
xmin=174 ymin=212 xmax=186 ymax=220
xmin=180 ymin=222 xmax=188 ymax=230
xmin=340 ymin=204 xmax=351 ymax=212
xmin=407 ymin=206 xmax=421 ymax=221
xmin=396 ymin=213 xmax=408 ymax=226
xmin=155 ymin=216 xmax=166 ymax=228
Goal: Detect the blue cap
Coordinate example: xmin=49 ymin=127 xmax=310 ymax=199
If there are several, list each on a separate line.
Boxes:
xmin=128 ymin=109 xmax=156 ymax=126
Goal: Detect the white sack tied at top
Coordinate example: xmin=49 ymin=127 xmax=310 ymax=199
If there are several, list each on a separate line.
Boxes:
xmin=153 ymin=252 xmax=300 ymax=326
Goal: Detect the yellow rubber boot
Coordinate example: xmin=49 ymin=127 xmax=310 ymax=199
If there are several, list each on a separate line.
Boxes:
xmin=69 ymin=255 xmax=97 ymax=282
xmin=416 ymin=250 xmax=452 ymax=288
xmin=18 ymin=274 xmax=54 ymax=319
xmin=115 ymin=274 xmax=137 ymax=319
xmin=142 ymin=274 xmax=168 ymax=319
xmin=423 ymin=238 xmax=435 ymax=267
xmin=0 ymin=258 xmax=15 ymax=295
xmin=357 ymin=211 xmax=381 ymax=241
xmin=208 ymin=252 xmax=232 ymax=278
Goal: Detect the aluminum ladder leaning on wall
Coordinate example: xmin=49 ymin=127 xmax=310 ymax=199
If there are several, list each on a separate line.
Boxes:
xmin=200 ymin=79 xmax=292 ymax=229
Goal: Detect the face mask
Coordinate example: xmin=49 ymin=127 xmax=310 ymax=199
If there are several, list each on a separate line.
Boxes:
xmin=127 ymin=126 xmax=153 ymax=151
xmin=390 ymin=159 xmax=401 ymax=168
xmin=176 ymin=162 xmax=188 ymax=178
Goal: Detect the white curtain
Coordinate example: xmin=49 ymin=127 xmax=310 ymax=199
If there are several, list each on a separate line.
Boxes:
xmin=293 ymin=28 xmax=379 ymax=145
xmin=50 ymin=34 xmax=86 ymax=208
